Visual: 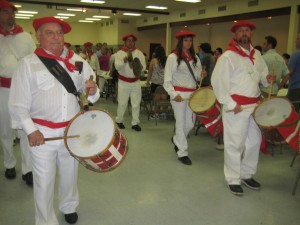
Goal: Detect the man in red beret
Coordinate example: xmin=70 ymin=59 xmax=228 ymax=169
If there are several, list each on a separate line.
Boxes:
xmin=9 ymin=16 xmax=99 ymax=224
xmin=211 ymin=20 xmax=275 ymax=196
xmin=0 ymin=0 xmax=35 ymax=185
xmin=114 ymin=33 xmax=146 ymax=131
xmin=80 ymin=42 xmax=101 ymax=97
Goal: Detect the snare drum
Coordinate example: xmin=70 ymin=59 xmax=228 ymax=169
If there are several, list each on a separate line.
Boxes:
xmin=189 ymin=87 xmax=216 ymax=114
xmin=253 ymin=97 xmax=299 ymax=151
xmin=64 ymin=109 xmax=128 ymax=173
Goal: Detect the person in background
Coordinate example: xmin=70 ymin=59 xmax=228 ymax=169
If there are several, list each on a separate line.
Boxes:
xmin=98 ymin=46 xmax=110 ymax=97
xmin=211 ymin=20 xmax=275 ymax=196
xmin=260 ymin=35 xmax=289 ymax=97
xmin=214 ymin=47 xmax=223 ymax=62
xmin=9 ymin=16 xmax=99 ymax=224
xmin=254 ymin=45 xmax=263 ymax=55
xmin=0 ymin=0 xmax=35 ymax=185
xmin=282 ymin=53 xmax=290 ymax=66
xmin=164 ymin=30 xmax=206 ymax=165
xmin=95 ymin=42 xmax=102 ymax=58
xmin=114 ymin=34 xmax=146 ymax=132
xmin=199 ymin=42 xmax=215 ymax=86
xmin=74 ymin=45 xmax=81 ymax=55
xmin=146 ymin=46 xmax=168 ymax=119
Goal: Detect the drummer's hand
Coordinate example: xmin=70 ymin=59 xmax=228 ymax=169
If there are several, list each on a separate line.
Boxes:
xmin=85 ymin=80 xmax=97 ymax=95
xmin=266 ymin=74 xmax=276 ymax=84
xmin=233 ymin=104 xmax=243 ymax=114
xmin=28 ymin=130 xmax=44 ymax=147
xmin=123 ymin=56 xmax=128 ymax=63
xmin=201 ymin=67 xmax=207 ymax=78
xmin=173 ymin=95 xmax=183 ymax=102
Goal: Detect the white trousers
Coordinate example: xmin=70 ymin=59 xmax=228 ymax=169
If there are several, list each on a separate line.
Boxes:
xmin=31 ymin=125 xmax=79 ymax=225
xmin=116 ymin=80 xmax=141 ymax=126
xmin=171 ymin=93 xmax=195 ymax=158
xmin=222 ymin=108 xmax=261 ymax=185
xmin=0 ymin=88 xmax=32 ymax=174
xmin=98 ymin=70 xmax=107 ymax=93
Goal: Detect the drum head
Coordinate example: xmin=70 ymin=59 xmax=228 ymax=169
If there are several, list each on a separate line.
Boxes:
xmin=189 ymin=87 xmax=216 ymax=113
xmin=65 ymin=110 xmax=115 ymax=158
xmin=254 ymin=97 xmax=292 ymax=127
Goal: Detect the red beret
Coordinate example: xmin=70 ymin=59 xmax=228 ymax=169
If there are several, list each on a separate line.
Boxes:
xmin=0 ymin=0 xmax=17 ymax=10
xmin=83 ymin=42 xmax=93 ymax=47
xmin=122 ymin=34 xmax=137 ymax=41
xmin=33 ymin=17 xmax=72 ymax=34
xmin=230 ymin=20 xmax=256 ymax=32
xmin=175 ymin=30 xmax=196 ymax=39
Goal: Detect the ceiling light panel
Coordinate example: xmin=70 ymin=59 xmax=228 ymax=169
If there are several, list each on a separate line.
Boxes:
xmin=80 ymin=0 xmax=105 ymax=4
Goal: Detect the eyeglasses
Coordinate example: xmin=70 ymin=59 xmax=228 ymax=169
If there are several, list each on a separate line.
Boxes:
xmin=43 ymin=30 xmax=64 ymax=38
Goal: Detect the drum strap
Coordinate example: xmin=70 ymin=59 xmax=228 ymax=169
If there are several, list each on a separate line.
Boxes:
xmin=37 ymin=56 xmax=79 ymax=98
xmin=183 ymin=58 xmax=199 ymax=88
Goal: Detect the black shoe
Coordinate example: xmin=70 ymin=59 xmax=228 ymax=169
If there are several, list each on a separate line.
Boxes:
xmin=132 ymin=124 xmax=141 ymax=132
xmin=171 ymin=138 xmax=179 ymax=153
xmin=116 ymin=123 xmax=125 ymax=129
xmin=22 ymin=172 xmax=33 ymax=186
xmin=242 ymin=178 xmax=261 ymax=190
xmin=65 ymin=212 xmax=78 ymax=224
xmin=5 ymin=167 xmax=16 ymax=179
xmin=178 ymin=156 xmax=192 ymax=165
xmin=229 ymin=185 xmax=244 ymax=196
xmin=88 ymin=102 xmax=93 ymax=106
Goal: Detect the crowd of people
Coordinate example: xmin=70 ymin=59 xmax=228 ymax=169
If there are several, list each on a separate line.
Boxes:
xmin=1 ymin=0 xmax=300 ymax=224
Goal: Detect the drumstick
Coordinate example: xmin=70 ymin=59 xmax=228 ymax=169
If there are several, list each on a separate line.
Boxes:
xmin=44 ymin=135 xmax=80 ymax=141
xmin=225 ymin=105 xmax=256 ymax=113
xmin=199 ymin=65 xmax=205 ymax=88
xmin=268 ymin=65 xmax=275 ymax=99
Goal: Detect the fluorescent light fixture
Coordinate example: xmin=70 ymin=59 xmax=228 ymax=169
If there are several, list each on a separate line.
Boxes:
xmin=146 ymin=5 xmax=168 ymax=10
xmin=175 ymin=0 xmax=201 ymax=3
xmin=85 ymin=18 xmax=101 ymax=21
xmin=14 ymin=5 xmax=22 ymax=8
xmin=57 ymin=13 xmax=76 ymax=16
xmin=80 ymin=0 xmax=105 ymax=4
xmin=123 ymin=13 xmax=141 ymax=16
xmin=18 ymin=10 xmax=38 ymax=14
xmin=67 ymin=8 xmax=87 ymax=12
xmin=15 ymin=16 xmax=30 ymax=19
xmin=55 ymin=16 xmax=69 ymax=19
xmin=79 ymin=20 xmax=93 ymax=23
xmin=93 ymin=15 xmax=110 ymax=18
xmin=16 ymin=13 xmax=34 ymax=17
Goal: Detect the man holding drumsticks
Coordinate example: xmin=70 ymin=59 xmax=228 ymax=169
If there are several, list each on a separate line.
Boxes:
xmin=211 ymin=20 xmax=275 ymax=196
xmin=9 ymin=17 xmax=99 ymax=224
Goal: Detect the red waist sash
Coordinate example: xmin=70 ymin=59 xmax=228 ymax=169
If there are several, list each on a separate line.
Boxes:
xmin=0 ymin=76 xmax=11 ymax=88
xmin=231 ymin=94 xmax=260 ymax=105
xmin=119 ymin=74 xmax=139 ymax=83
xmin=32 ymin=118 xmax=70 ymax=129
xmin=174 ymin=86 xmax=197 ymax=92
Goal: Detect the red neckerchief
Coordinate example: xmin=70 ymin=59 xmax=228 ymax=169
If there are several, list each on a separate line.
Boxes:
xmin=120 ymin=46 xmax=136 ymax=52
xmin=173 ymin=50 xmax=193 ymax=62
xmin=81 ymin=50 xmax=94 ymax=60
xmin=0 ymin=24 xmax=23 ymax=36
xmin=226 ymin=39 xmax=255 ymax=64
xmin=35 ymin=48 xmax=78 ymax=72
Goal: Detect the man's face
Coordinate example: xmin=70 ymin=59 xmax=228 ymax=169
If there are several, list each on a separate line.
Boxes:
xmin=125 ymin=37 xmax=135 ymax=49
xmin=0 ymin=7 xmax=15 ymax=29
xmin=261 ymin=39 xmax=269 ymax=53
xmin=36 ymin=23 xmax=64 ymax=56
xmin=233 ymin=26 xmax=252 ymax=46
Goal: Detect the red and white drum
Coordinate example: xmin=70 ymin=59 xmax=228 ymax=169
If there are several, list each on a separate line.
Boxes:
xmin=253 ymin=97 xmax=299 ymax=152
xmin=64 ymin=109 xmax=128 ymax=173
xmin=189 ymin=87 xmax=223 ymax=137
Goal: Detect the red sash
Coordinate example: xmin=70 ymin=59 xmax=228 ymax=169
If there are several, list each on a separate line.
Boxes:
xmin=0 ymin=77 xmax=11 ymax=88
xmin=32 ymin=118 xmax=70 ymax=129
xmin=231 ymin=94 xmax=260 ymax=105
xmin=174 ymin=86 xmax=197 ymax=92
xmin=118 ymin=74 xmax=139 ymax=83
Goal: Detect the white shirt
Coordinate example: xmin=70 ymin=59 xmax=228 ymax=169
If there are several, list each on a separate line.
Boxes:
xmin=211 ymin=46 xmax=269 ymax=110
xmin=164 ymin=53 xmax=202 ymax=100
xmin=80 ymin=52 xmax=101 ymax=76
xmin=9 ymin=47 xmax=100 ymax=134
xmin=0 ymin=31 xmax=36 ymax=77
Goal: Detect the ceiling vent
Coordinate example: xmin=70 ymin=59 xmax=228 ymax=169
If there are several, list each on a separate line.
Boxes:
xmin=198 ymin=9 xmax=206 ymax=15
xmin=121 ymin=19 xmax=129 ymax=24
xmin=180 ymin=12 xmax=186 ymax=18
xmin=248 ymin=0 xmax=259 ymax=7
xmin=218 ymin=5 xmax=227 ymax=12
xmin=144 ymin=19 xmax=148 ymax=23
xmin=153 ymin=17 xmax=158 ymax=21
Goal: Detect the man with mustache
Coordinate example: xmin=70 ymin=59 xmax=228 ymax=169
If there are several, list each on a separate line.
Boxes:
xmin=211 ymin=20 xmax=275 ymax=196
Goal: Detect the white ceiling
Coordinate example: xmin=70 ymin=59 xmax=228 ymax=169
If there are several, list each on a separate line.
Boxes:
xmin=11 ymin=0 xmax=239 ymax=22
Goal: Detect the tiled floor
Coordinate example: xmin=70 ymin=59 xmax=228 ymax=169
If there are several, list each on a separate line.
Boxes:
xmin=0 ymin=97 xmax=300 ymax=225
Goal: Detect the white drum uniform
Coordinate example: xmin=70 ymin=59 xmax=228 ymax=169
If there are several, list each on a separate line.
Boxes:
xmin=211 ymin=46 xmax=269 ymax=185
xmin=114 ymin=47 xmax=146 ymax=126
xmin=9 ymin=47 xmax=100 ymax=225
xmin=0 ymin=28 xmax=35 ymax=176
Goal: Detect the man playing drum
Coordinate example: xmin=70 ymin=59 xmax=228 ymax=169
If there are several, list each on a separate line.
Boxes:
xmin=9 ymin=16 xmax=99 ymax=224
xmin=211 ymin=20 xmax=275 ymax=196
